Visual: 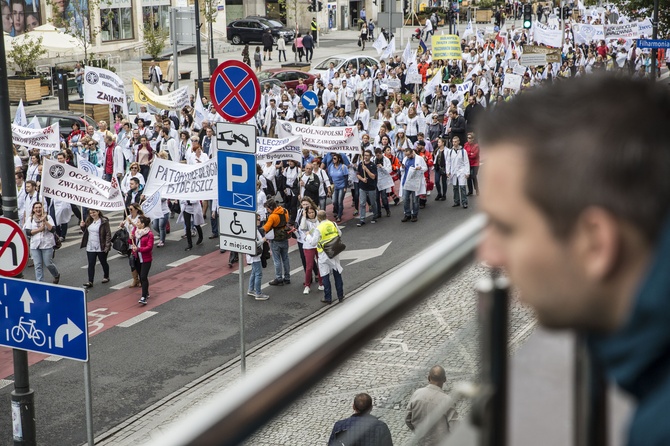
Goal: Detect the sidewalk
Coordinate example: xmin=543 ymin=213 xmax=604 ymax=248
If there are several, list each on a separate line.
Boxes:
xmin=92 ymin=257 xmax=535 ymax=446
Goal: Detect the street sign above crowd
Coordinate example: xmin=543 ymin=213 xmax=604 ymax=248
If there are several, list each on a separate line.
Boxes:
xmin=210 ymin=61 xmax=261 ymax=123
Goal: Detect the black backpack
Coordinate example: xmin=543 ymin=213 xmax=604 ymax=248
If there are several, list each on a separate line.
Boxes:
xmin=112 ymin=228 xmax=130 ymax=256
xmin=273 ymin=211 xmax=289 ymax=241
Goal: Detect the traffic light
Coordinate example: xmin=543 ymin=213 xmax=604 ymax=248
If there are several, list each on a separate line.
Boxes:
xmin=562 ymin=6 xmax=570 ymax=18
xmin=308 ymin=0 xmax=316 ymax=12
xmin=523 ymin=3 xmax=532 ymax=29
xmin=317 ymin=1 xmax=323 ymax=11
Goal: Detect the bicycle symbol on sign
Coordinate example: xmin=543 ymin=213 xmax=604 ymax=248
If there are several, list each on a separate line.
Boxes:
xmin=11 ymin=317 xmax=46 ymax=347
xmin=229 ymin=212 xmax=247 ymax=235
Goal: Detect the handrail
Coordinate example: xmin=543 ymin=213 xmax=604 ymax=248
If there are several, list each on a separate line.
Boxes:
xmin=144 ymin=214 xmax=488 ymax=446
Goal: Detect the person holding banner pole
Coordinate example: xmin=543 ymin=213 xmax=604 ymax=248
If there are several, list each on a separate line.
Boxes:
xmin=131 ymin=216 xmax=155 ymax=305
xmin=24 ymin=202 xmax=60 ymax=284
xmin=80 ymin=209 xmax=111 ymax=288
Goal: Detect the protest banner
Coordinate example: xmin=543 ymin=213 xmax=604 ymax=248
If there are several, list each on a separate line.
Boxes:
xmin=84 ymin=66 xmax=129 ymax=117
xmin=572 ymin=24 xmax=605 ymax=45
xmin=41 ymin=159 xmax=125 ymax=210
xmin=406 ymin=61 xmax=422 ymax=84
xmin=431 ymin=34 xmax=462 ymax=60
xmin=522 ymin=45 xmax=562 ymax=63
xmin=519 ymin=53 xmax=547 ymax=66
xmin=133 ymin=79 xmax=190 ymax=110
xmin=12 ymin=123 xmax=60 ymax=152
xmin=513 ymin=65 xmax=528 ymax=76
xmin=376 ymin=168 xmax=395 ymax=191
xmin=638 ymin=19 xmax=652 ymax=37
xmin=603 ymin=22 xmax=640 ymax=39
xmin=533 ymin=22 xmax=562 ymax=48
xmin=368 ymin=119 xmax=382 ymax=140
xmin=256 ymin=136 xmax=303 ymax=163
xmin=276 ymin=120 xmax=360 ymax=155
xmin=143 ymin=157 xmax=218 ymax=200
xmin=76 ymin=155 xmax=101 ymax=178
xmin=441 ymin=80 xmax=473 ymax=96
xmin=503 ymin=73 xmax=522 ymax=92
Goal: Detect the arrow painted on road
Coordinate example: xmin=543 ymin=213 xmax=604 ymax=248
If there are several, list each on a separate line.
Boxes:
xmin=55 ymin=318 xmax=84 ymax=348
xmin=19 ymin=289 xmax=33 ymax=314
xmin=339 ymin=242 xmax=391 ymax=266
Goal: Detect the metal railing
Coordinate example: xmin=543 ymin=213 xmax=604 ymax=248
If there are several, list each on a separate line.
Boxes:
xmin=141 ymin=213 xmax=607 ymax=446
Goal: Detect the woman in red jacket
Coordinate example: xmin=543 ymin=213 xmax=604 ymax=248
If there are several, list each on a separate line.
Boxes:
xmin=131 ymin=215 xmax=154 ymax=305
xmin=464 ymin=132 xmax=480 ymax=195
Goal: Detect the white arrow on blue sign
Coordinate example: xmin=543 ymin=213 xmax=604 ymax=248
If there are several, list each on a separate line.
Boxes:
xmin=301 ymin=91 xmax=318 ymax=111
xmin=0 ymin=277 xmax=88 ymax=361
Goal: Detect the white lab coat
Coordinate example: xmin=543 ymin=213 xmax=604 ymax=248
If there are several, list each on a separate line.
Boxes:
xmin=400 ymin=154 xmax=428 ymax=195
xmin=445 ymin=147 xmax=470 ymax=185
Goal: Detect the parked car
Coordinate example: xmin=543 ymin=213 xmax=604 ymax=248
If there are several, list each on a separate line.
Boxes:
xmin=227 ymin=18 xmax=295 ymax=45
xmin=259 ymin=77 xmax=286 ymax=92
xmin=246 ymin=16 xmax=285 ymax=29
xmin=25 ymin=110 xmax=97 ymax=139
xmin=258 ymin=69 xmax=316 ymax=91
xmin=309 ymin=55 xmax=380 ymax=76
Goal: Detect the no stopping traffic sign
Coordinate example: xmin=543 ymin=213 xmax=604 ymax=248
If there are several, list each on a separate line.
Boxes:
xmin=210 ymin=60 xmax=261 ymax=123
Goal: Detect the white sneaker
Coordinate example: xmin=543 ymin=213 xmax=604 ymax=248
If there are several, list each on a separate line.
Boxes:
xmin=255 ymin=293 xmax=270 ymax=301
xmin=303 ymin=286 xmax=310 ymax=295
xmin=318 ymin=285 xmax=324 ymax=291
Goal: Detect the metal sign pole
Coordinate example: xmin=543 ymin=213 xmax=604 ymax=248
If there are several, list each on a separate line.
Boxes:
xmin=84 ymin=361 xmax=94 ymax=445
xmin=239 ymin=259 xmax=246 ymax=374
xmin=171 ymin=8 xmax=180 ymax=91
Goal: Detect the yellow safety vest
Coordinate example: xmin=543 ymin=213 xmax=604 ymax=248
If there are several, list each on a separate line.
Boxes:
xmin=311 ymin=21 xmax=318 ymax=31
xmin=316 ymin=220 xmax=338 ymax=253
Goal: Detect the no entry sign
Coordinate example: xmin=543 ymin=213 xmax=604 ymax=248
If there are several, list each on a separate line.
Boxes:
xmin=0 ymin=218 xmax=29 ymax=276
xmin=210 ymin=60 xmax=261 ymax=123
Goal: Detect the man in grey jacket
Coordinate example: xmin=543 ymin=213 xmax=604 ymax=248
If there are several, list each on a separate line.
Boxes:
xmin=406 ymin=365 xmax=457 ymax=445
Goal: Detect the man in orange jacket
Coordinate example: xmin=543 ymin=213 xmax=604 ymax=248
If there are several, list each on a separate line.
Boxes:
xmin=263 ymin=198 xmax=292 ymax=286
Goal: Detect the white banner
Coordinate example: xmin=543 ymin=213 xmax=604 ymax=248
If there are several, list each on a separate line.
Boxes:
xmin=368 ymin=119 xmax=382 ymax=139
xmin=441 ymin=81 xmax=473 ymax=96
xmin=133 ymin=79 xmax=190 ymax=111
xmin=143 ymin=157 xmax=218 ymax=200
xmin=603 ymin=22 xmax=640 ymax=39
xmin=572 ymin=24 xmax=604 ymax=45
xmin=513 ymin=65 xmax=528 ymax=76
xmin=276 ymin=120 xmax=360 ymax=155
xmin=256 ymin=136 xmax=303 ymax=163
xmin=14 ymin=99 xmax=27 ymax=127
xmin=141 ymin=190 xmax=165 ymax=220
xmin=376 ymin=167 xmax=394 ymax=191
xmin=533 ymin=22 xmax=562 ymax=48
xmin=83 ymin=66 xmax=129 ymax=117
xmin=503 ymin=73 xmax=522 ymax=92
xmin=41 ymin=159 xmax=126 ymax=210
xmin=380 ymin=37 xmax=396 ymax=60
xmin=638 ymin=18 xmax=652 ymax=37
xmin=519 ymin=53 xmax=547 ymax=66
xmin=406 ymin=61 xmax=422 ymax=84
xmin=76 ymin=154 xmax=101 ymax=178
xmin=373 ymin=33 xmax=388 ymax=55
xmin=12 ymin=123 xmax=60 ymax=152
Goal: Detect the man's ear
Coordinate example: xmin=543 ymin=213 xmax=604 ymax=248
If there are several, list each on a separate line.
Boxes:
xmin=571 ymin=207 xmax=621 ymax=281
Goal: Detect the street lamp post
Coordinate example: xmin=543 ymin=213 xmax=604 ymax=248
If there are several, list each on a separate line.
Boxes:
xmin=650 ymin=0 xmax=660 ymax=78
xmin=195 ymin=0 xmax=204 ymax=97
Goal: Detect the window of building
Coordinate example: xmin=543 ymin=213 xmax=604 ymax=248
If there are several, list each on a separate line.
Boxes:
xmin=101 ymin=0 xmax=133 ymax=41
xmin=142 ymin=0 xmax=170 ymax=32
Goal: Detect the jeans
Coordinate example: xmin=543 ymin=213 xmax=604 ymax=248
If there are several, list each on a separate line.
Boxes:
xmin=358 ymin=188 xmax=378 ymax=221
xmin=319 ymin=195 xmax=328 ymax=211
xmin=376 ymin=189 xmax=389 ymax=215
xmin=332 ymin=187 xmax=346 ymax=219
xmin=152 ymin=212 xmax=169 ymax=243
xmin=467 ymin=166 xmax=479 ymax=195
xmin=278 ymin=50 xmax=287 ymax=62
xmin=435 ymin=171 xmax=448 ymax=197
xmin=452 ymin=179 xmax=468 ymax=206
xmin=31 ymin=248 xmax=58 ymax=282
xmin=403 ymin=189 xmax=420 ymax=217
xmin=139 ymin=261 xmax=152 ymax=297
xmin=77 ymin=81 xmax=83 ymax=98
xmin=86 ymin=251 xmax=109 ymax=282
xmin=140 ymin=165 xmax=151 ymax=183
xmin=303 ymin=248 xmax=321 ymax=286
xmin=248 ymin=261 xmax=262 ymax=294
xmin=352 ymin=183 xmax=360 ymax=211
xmin=305 ymin=48 xmax=313 ymax=61
xmin=211 ymin=208 xmax=219 ymax=236
xmin=322 ymin=270 xmax=344 ymax=302
xmin=271 ymin=239 xmax=290 ymax=281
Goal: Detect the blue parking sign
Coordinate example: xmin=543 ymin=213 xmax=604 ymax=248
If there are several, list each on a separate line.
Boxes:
xmin=218 ymin=151 xmax=257 ymax=212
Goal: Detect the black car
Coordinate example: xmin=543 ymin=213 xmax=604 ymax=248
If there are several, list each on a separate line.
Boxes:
xmin=25 ymin=110 xmax=97 ymax=139
xmin=227 ymin=18 xmax=295 ymax=45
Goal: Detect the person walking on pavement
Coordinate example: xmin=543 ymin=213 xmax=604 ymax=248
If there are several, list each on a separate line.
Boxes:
xmin=149 ymin=60 xmax=163 ymax=95
xmin=310 ymin=17 xmax=318 ymax=44
xmin=24 ymin=202 xmax=60 ymax=284
xmin=406 ymin=365 xmax=458 ymax=445
xmin=328 ymin=393 xmax=393 ymax=446
xmin=247 ymin=215 xmax=270 ymax=301
xmin=262 ymin=29 xmax=274 ymax=61
xmin=357 ymin=149 xmax=378 ymax=227
xmin=74 ymin=63 xmax=84 ymax=99
xmin=131 ymin=215 xmax=154 ymax=305
xmin=180 ymin=199 xmax=204 ymax=251
xmin=400 ymin=147 xmax=427 ymax=222
xmin=263 ymin=198 xmax=291 ymax=286
xmin=121 ymin=203 xmax=144 ymax=288
xmin=359 ymin=19 xmax=368 ymax=50
xmin=80 ymin=209 xmax=111 ymax=288
xmin=302 ymin=31 xmax=314 ymax=63
xmin=446 ymin=136 xmax=470 ymax=209
xmin=306 ymin=210 xmax=344 ymax=304
xmin=277 ymin=35 xmax=287 ymax=62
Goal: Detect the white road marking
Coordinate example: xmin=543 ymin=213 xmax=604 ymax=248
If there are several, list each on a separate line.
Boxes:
xmin=166 ymin=255 xmax=201 ymax=267
xmin=44 ymin=355 xmax=63 ymax=362
xmin=0 ymin=379 xmax=14 ymax=390
xmin=260 ymin=267 xmax=305 ymax=290
xmin=178 ymin=285 xmax=214 ymax=299
xmin=111 ymin=279 xmax=134 ymax=290
xmin=117 ymin=311 xmax=158 ymax=328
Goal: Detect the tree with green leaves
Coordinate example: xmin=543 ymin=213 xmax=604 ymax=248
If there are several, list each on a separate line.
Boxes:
xmin=7 ymin=36 xmax=47 ymax=76
xmin=143 ymin=22 xmax=169 ymax=59
xmin=200 ymin=0 xmax=218 ymax=58
xmin=47 ymin=0 xmax=108 ymax=64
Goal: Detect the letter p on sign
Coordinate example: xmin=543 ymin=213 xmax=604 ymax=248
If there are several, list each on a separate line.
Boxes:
xmin=227 ymin=158 xmax=248 ymax=191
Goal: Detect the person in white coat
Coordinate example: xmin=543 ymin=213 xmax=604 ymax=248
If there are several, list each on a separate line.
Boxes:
xmin=445 ymin=136 xmax=470 ymax=208
xmin=305 ymin=210 xmax=344 ymax=304
xmin=400 ymin=147 xmax=428 ymax=222
xmin=51 ymin=153 xmax=74 ymax=241
xmin=179 ymin=199 xmax=204 ymax=251
xmin=263 ymin=99 xmax=279 ymax=137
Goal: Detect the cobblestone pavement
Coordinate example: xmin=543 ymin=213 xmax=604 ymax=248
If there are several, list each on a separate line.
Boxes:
xmin=95 ymin=262 xmax=535 ymax=446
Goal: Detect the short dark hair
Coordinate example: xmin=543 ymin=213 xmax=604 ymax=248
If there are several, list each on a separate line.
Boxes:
xmin=479 ymin=75 xmax=670 ymax=242
xmin=265 ymin=198 xmax=277 ymax=210
xmin=353 ymin=393 xmax=373 ymax=414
